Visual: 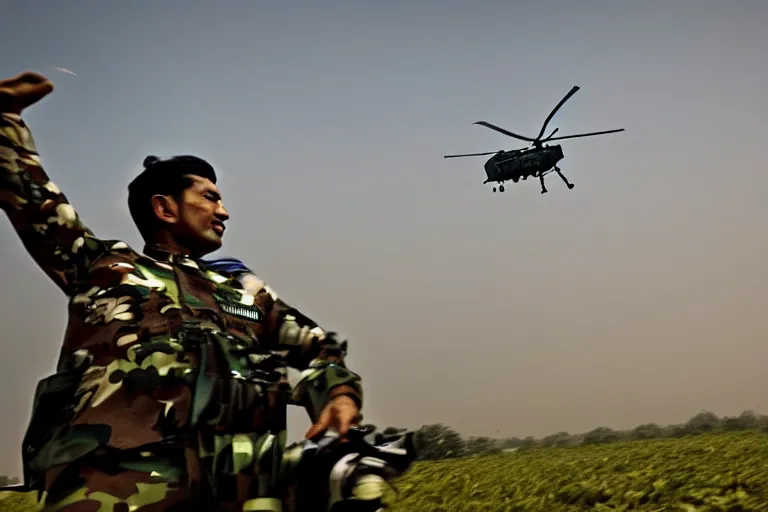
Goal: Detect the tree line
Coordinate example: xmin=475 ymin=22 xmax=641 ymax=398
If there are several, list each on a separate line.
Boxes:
xmin=402 ymin=409 xmax=768 ymax=461
xmin=2 ymin=410 xmax=766 ymax=484
xmin=0 ymin=475 xmax=19 ymax=487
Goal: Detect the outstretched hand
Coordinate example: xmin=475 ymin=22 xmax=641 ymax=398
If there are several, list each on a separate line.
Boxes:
xmin=0 ymin=71 xmax=54 ymax=115
xmin=305 ymin=394 xmax=362 ymax=441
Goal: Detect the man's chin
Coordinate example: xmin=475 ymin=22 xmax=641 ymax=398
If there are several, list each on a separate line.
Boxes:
xmin=192 ymin=234 xmax=223 ymax=256
xmin=207 ymin=236 xmax=224 ymax=251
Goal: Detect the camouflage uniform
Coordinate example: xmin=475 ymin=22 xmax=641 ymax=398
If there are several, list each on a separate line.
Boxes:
xmin=0 ymin=112 xmax=416 ymax=511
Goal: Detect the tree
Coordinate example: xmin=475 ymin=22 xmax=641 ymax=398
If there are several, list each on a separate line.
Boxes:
xmin=631 ymin=423 xmax=664 ymax=440
xmin=683 ymin=410 xmax=721 ymax=435
xmin=583 ymin=427 xmax=622 ymax=444
xmin=498 ymin=437 xmax=524 ymax=450
xmin=722 ymin=411 xmax=761 ymax=431
xmin=382 ymin=426 xmax=406 ymax=436
xmin=539 ymin=431 xmax=573 ymax=448
xmin=465 ymin=436 xmax=501 ymax=456
xmin=664 ymin=424 xmax=689 ymax=438
xmin=0 ymin=475 xmax=20 ymax=487
xmin=413 ymin=423 xmax=465 ymax=460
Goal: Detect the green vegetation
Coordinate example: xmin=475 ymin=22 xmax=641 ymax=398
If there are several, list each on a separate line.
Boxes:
xmin=3 ymin=411 xmax=768 ymax=510
xmin=388 ymin=430 xmax=768 ymax=511
xmin=409 ymin=410 xmax=768 ymax=461
xmin=4 ymin=431 xmax=768 ymax=511
xmin=0 ymin=490 xmax=35 ymax=512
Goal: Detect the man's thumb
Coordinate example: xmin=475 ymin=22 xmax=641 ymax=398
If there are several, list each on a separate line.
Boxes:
xmin=305 ymin=408 xmax=331 ymax=439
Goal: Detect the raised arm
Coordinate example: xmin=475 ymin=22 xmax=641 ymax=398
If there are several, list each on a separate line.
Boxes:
xmin=0 ymin=73 xmax=110 ymax=295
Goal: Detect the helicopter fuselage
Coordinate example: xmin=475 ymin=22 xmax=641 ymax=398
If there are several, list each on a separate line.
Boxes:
xmin=483 ymin=144 xmax=564 ymax=184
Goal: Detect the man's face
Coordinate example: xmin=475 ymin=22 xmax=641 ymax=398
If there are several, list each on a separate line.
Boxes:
xmin=170 ymin=175 xmax=230 ymax=255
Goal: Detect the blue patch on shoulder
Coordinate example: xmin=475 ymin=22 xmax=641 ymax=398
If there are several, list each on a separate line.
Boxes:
xmin=201 ymin=256 xmax=252 ymax=275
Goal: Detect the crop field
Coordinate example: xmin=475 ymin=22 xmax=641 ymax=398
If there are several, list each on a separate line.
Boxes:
xmin=388 ymin=431 xmax=768 ymax=511
xmin=2 ymin=431 xmax=767 ymax=511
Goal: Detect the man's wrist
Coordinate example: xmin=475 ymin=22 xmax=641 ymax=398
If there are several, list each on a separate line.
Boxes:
xmin=328 ymin=384 xmax=362 ymax=409
xmin=293 ymin=364 xmax=363 ymax=421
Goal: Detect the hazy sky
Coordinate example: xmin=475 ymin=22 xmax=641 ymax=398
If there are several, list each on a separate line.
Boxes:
xmin=0 ymin=1 xmax=766 ymax=476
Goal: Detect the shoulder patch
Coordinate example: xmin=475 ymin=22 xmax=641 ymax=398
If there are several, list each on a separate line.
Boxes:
xmin=201 ymin=257 xmax=252 ymax=275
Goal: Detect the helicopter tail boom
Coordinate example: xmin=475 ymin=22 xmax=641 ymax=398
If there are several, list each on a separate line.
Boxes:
xmin=443 ymin=151 xmax=499 ymax=159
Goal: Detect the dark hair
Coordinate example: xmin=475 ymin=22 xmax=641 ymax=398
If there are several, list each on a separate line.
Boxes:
xmin=127 ymin=155 xmax=217 ymax=241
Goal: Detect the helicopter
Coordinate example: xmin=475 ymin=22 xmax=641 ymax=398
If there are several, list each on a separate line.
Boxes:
xmin=444 ymin=86 xmax=625 ymax=194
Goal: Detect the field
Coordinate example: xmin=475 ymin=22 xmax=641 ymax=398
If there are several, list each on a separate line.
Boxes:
xmin=2 ymin=431 xmax=767 ymax=511
xmin=388 ymin=431 xmax=768 ymax=511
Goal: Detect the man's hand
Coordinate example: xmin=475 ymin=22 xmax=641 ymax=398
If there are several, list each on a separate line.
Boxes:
xmin=0 ymin=71 xmax=54 ymax=115
xmin=305 ymin=393 xmax=362 ymax=441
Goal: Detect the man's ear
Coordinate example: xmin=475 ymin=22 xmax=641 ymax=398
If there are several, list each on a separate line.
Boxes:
xmin=150 ymin=194 xmax=179 ymax=225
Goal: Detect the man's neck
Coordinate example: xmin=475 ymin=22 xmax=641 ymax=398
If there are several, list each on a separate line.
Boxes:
xmin=142 ymin=234 xmax=217 ymax=261
xmin=142 ymin=233 xmax=198 ymax=260
xmin=142 ymin=242 xmax=186 ymax=261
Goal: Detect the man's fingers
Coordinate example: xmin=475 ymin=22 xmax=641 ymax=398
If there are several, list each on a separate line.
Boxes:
xmin=336 ymin=408 xmax=358 ymax=436
xmin=0 ymin=71 xmax=54 ymax=115
xmin=305 ymin=408 xmax=332 ymax=439
xmin=20 ymin=80 xmax=54 ymax=103
xmin=304 ymin=396 xmax=361 ymax=440
xmin=1 ymin=71 xmax=50 ymax=87
xmin=305 ymin=420 xmax=325 ymax=440
xmin=336 ymin=416 xmax=350 ymax=436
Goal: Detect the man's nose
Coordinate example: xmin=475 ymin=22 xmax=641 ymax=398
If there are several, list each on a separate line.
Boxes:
xmin=215 ymin=203 xmax=230 ymax=221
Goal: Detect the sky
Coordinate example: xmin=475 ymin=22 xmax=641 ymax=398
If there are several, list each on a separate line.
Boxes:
xmin=0 ymin=1 xmax=766 ymax=477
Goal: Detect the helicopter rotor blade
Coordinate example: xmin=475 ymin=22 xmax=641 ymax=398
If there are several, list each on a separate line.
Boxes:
xmin=544 ymin=128 xmax=625 ymax=142
xmin=473 ymin=121 xmax=535 ymax=142
xmin=443 ymin=151 xmax=500 ymax=158
xmin=535 ymin=85 xmax=580 ymax=141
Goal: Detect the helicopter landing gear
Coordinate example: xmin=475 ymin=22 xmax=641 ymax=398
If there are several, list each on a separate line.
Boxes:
xmin=554 ymin=165 xmax=575 ymax=190
xmin=539 ymin=166 xmax=575 ymax=194
xmin=492 ymin=184 xmax=505 ymax=193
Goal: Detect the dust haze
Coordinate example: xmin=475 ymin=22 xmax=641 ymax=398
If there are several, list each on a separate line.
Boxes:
xmin=0 ymin=1 xmax=766 ymax=478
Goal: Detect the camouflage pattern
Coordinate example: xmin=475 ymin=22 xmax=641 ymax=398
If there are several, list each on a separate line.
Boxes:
xmin=0 ymin=112 xmax=416 ymax=510
xmin=33 ymin=425 xmax=417 ymax=511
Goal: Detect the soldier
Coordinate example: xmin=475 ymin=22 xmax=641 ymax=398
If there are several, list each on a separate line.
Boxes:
xmin=0 ymin=71 xmax=415 ymax=511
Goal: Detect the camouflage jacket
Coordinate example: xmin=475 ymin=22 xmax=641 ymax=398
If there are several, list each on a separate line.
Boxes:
xmin=0 ymin=113 xmax=363 ymax=489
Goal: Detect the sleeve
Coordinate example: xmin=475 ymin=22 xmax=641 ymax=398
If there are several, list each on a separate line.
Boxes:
xmin=0 ymin=113 xmax=111 ymax=295
xmin=268 ymin=296 xmax=364 ymax=421
xmin=212 ymin=259 xmax=364 ymax=423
